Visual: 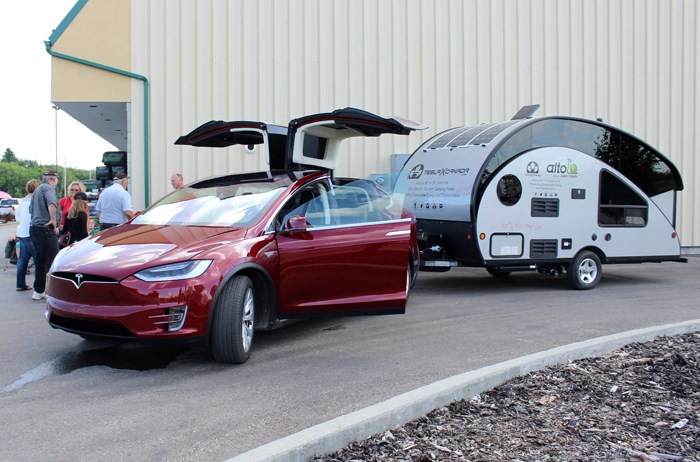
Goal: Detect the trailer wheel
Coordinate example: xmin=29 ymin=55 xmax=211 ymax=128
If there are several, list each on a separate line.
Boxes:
xmin=210 ymin=275 xmax=255 ymax=363
xmin=486 ymin=267 xmax=511 ymax=278
xmin=567 ymin=251 xmax=601 ymax=290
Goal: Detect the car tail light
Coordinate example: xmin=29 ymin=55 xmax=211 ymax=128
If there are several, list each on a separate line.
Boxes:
xmin=149 ymin=305 xmax=188 ymax=332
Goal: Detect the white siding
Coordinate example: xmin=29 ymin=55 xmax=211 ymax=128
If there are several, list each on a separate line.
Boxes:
xmin=131 ymin=0 xmax=699 ymax=246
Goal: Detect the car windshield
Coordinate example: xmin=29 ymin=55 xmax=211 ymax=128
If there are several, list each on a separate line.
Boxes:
xmin=133 ymin=176 xmax=291 ymax=227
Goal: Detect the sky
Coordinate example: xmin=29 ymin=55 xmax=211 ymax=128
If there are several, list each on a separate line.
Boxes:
xmin=0 ymin=0 xmax=114 ymax=172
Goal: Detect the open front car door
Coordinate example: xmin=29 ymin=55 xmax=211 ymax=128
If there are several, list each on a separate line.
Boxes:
xmin=174 ymin=120 xmax=289 ymax=170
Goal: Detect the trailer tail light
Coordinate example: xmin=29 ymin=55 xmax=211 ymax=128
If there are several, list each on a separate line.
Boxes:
xmin=672 ymin=232 xmax=677 ymax=239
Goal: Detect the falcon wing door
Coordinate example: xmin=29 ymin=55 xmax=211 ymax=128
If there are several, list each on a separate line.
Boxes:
xmin=286 ymin=107 xmax=426 ymax=171
xmin=175 ymin=120 xmax=289 ymax=170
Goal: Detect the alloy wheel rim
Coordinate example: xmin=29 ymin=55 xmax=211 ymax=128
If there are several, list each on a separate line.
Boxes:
xmin=241 ymin=288 xmax=254 ymax=351
xmin=406 ymin=268 xmax=411 ymax=297
xmin=578 ymin=258 xmax=597 ymax=284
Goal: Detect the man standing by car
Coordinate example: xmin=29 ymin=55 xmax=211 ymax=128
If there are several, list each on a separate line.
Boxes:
xmin=170 ymin=172 xmax=184 ymax=190
xmin=11 ymin=179 xmax=40 ymax=292
xmin=29 ymin=169 xmax=61 ymax=300
xmin=96 ymin=172 xmax=134 ymax=230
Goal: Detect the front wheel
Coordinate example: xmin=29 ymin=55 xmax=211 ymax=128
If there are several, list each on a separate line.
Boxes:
xmin=211 ymin=275 xmax=255 ymax=363
xmin=567 ymin=250 xmax=602 ymax=290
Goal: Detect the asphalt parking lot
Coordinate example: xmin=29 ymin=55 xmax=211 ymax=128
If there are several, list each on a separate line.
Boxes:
xmin=1 ymin=221 xmax=698 ymax=461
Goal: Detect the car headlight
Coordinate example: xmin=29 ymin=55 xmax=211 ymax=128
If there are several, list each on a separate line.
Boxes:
xmin=133 ymin=260 xmax=212 ymax=282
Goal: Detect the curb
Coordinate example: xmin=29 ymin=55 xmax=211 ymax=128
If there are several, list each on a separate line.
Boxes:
xmin=225 ymin=319 xmax=700 ymax=462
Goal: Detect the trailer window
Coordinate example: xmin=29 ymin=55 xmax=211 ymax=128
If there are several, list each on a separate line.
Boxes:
xmin=482 ymin=119 xmax=605 ymax=189
xmin=481 ymin=118 xmax=680 ymax=200
xmin=598 ymin=170 xmax=647 ymax=227
xmin=496 ymin=175 xmax=522 ymax=206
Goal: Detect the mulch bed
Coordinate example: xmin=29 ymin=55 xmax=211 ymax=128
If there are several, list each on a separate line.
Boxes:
xmin=313 ymin=332 xmax=699 ymax=461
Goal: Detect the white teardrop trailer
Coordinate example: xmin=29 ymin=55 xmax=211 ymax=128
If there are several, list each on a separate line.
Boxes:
xmin=394 ymin=105 xmax=687 ymax=289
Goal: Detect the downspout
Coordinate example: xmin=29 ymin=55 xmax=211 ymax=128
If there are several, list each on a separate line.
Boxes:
xmin=44 ymin=43 xmax=151 ymax=206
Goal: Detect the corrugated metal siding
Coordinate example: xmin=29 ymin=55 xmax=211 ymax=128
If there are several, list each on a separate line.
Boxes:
xmin=131 ymin=0 xmax=698 ymax=246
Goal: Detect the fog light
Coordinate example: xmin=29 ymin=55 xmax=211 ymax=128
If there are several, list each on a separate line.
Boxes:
xmin=149 ymin=305 xmax=188 ymax=332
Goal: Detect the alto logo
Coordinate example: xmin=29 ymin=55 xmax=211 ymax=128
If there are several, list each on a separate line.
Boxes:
xmin=546 ymin=159 xmax=578 ymax=175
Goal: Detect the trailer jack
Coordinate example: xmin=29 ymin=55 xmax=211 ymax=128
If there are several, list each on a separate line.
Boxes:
xmin=538 ymin=266 xmax=564 ymax=277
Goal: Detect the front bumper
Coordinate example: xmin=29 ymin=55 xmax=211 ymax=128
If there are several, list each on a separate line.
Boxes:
xmin=46 ymin=273 xmax=213 ymax=341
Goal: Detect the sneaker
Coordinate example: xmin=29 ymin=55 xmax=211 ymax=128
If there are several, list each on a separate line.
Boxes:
xmin=16 ymin=286 xmax=31 ymax=291
xmin=31 ymin=291 xmax=46 ymax=300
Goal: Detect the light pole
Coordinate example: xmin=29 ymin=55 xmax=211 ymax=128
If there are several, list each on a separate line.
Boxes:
xmin=63 ymin=148 xmax=68 ymax=198
xmin=52 ymin=105 xmax=58 ymax=165
xmin=52 ymin=105 xmax=61 ymax=194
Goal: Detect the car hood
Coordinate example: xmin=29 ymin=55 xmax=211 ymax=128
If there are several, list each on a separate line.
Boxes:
xmin=53 ymin=224 xmax=247 ymax=279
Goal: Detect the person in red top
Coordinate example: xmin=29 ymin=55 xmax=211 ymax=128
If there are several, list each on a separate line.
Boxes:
xmin=59 ymin=181 xmax=85 ymax=231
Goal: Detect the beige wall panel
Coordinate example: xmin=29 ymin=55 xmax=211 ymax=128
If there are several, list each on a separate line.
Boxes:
xmin=128 ymin=0 xmax=148 ymax=209
xmin=53 ymin=0 xmax=130 ymax=66
xmin=130 ymin=0 xmax=698 ymax=245
xmin=52 ymin=59 xmax=130 ymax=101
xmin=147 ymin=0 xmax=166 ymax=199
xmin=210 ymin=0 xmax=231 ymax=179
xmin=689 ymin=0 xmax=699 ymax=243
xmin=52 ymin=0 xmax=130 ymax=101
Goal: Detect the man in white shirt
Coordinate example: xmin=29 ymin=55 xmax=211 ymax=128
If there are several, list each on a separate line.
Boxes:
xmin=96 ymin=172 xmax=135 ymax=230
xmin=11 ymin=179 xmax=40 ymax=291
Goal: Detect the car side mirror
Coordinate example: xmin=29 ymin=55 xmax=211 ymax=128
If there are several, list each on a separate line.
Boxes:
xmin=285 ymin=215 xmax=309 ymax=231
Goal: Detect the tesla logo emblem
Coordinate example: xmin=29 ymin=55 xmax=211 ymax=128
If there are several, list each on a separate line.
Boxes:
xmin=75 ymin=273 xmax=84 ymax=288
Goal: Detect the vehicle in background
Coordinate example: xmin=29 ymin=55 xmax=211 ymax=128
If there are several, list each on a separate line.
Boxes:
xmin=0 ymin=198 xmax=20 ymax=222
xmin=46 ymin=108 xmax=424 ymax=364
xmin=394 ymin=105 xmax=685 ymax=290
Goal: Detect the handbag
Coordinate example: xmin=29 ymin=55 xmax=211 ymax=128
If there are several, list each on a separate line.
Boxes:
xmin=5 ymin=239 xmax=17 ymax=264
xmin=58 ymin=231 xmax=72 ymax=249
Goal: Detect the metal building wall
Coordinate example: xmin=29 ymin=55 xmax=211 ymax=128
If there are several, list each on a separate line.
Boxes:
xmin=131 ymin=0 xmax=699 ymax=246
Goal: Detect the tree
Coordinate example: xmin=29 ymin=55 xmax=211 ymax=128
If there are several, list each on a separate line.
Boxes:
xmin=18 ymin=159 xmax=39 ymax=169
xmin=0 ymin=161 xmax=93 ymax=198
xmin=0 ymin=163 xmax=32 ymax=197
xmin=2 ymin=147 xmax=19 ymax=163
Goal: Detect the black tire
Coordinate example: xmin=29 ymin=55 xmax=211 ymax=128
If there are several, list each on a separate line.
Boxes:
xmin=486 ymin=267 xmax=511 ymax=278
xmin=567 ymin=250 xmax=602 ymax=290
xmin=211 ymin=275 xmax=255 ymax=364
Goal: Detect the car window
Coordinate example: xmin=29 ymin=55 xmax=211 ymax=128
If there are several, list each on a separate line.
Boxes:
xmin=332 ymin=185 xmax=375 ymax=224
xmin=134 ymin=182 xmax=288 ymax=227
xmin=333 ymin=180 xmax=401 ymax=223
xmin=276 ymin=179 xmax=403 ymax=230
xmin=277 ymin=182 xmax=332 ymax=229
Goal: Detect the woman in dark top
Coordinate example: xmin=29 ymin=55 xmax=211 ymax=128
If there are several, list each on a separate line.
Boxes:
xmin=63 ymin=192 xmax=90 ymax=244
